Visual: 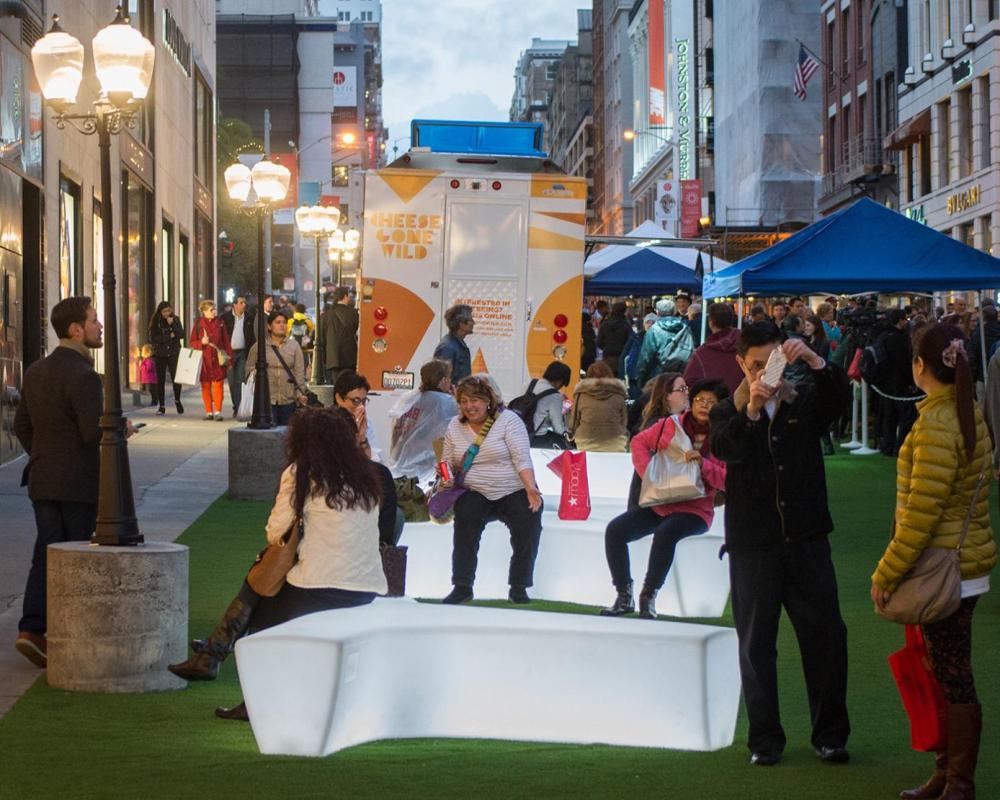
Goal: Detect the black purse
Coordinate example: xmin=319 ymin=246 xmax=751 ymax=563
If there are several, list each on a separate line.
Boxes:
xmin=271 ymin=345 xmax=323 ymax=407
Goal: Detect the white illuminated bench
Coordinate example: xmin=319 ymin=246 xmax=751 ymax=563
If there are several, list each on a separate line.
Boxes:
xmin=401 ymin=450 xmax=731 ymax=617
xmin=235 ymin=600 xmax=740 ymax=757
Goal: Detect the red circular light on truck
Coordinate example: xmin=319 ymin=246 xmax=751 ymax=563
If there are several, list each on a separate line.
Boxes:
xmin=450 ymin=179 xmax=460 ymax=189
xmin=553 ymin=313 xmax=568 ymax=328
xmin=374 ymin=306 xmax=388 ymax=321
xmin=373 ymin=323 xmax=388 ymax=337
xmin=553 ymin=329 xmax=568 ymax=344
xmin=492 ymin=181 xmax=502 ymax=191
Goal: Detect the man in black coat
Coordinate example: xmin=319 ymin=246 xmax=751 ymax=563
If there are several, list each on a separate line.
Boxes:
xmin=317 ymin=286 xmax=359 ymax=385
xmin=596 ymin=301 xmax=631 ymax=376
xmin=12 ymin=297 xmax=123 ymax=667
xmin=221 ymin=295 xmax=256 ymax=416
xmin=710 ymin=322 xmax=852 ymax=767
xmin=878 ymin=309 xmax=919 ymax=456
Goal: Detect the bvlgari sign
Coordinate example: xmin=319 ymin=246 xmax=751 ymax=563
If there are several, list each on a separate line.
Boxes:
xmin=946 ymin=185 xmax=981 ymax=215
xmin=163 ymin=9 xmax=192 ymax=77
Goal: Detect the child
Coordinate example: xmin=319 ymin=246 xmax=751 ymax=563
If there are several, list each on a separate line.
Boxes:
xmin=140 ymin=344 xmax=157 ymax=406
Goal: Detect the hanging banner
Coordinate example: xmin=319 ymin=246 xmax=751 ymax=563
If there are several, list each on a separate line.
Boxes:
xmin=680 ymin=179 xmax=702 ymax=238
xmin=648 ymin=0 xmax=666 ymax=125
xmin=671 ymin=0 xmax=695 ymax=180
xmin=655 ymin=179 xmax=678 ymax=229
xmin=333 ymin=66 xmax=357 ymax=107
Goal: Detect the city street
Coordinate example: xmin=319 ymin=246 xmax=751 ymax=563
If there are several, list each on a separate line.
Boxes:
xmin=0 ymin=390 xmax=236 ymax=717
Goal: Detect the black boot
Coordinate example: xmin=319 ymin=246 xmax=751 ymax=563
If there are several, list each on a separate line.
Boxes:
xmin=169 ymin=596 xmax=254 ymax=681
xmin=600 ymin=582 xmax=634 ymax=616
xmin=638 ymin=585 xmax=658 ymax=619
xmin=509 ymin=585 xmax=530 ymax=604
xmin=215 ymin=701 xmax=249 ymax=721
xmin=442 ymin=585 xmax=473 ymax=605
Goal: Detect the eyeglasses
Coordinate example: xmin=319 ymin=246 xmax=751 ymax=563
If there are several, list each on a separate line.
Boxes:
xmin=692 ymin=397 xmax=717 ymax=408
xmin=670 ymin=385 xmax=689 ymax=395
xmin=346 ymin=396 xmax=369 ymax=407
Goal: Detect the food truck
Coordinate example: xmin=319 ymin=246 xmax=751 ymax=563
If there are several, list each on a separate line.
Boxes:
xmin=357 ymin=119 xmax=586 ymax=406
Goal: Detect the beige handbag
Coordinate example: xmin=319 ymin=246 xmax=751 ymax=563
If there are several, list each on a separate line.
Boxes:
xmin=638 ymin=415 xmax=705 ymax=508
xmin=876 ymin=467 xmax=987 ymax=625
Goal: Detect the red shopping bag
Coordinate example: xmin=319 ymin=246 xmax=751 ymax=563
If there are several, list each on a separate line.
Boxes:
xmin=846 ymin=348 xmax=863 ymax=383
xmin=555 ymin=451 xmax=591 ymax=521
xmin=887 ymin=624 xmax=947 ymax=752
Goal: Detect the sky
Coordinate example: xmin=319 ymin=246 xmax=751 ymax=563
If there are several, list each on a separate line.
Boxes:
xmin=381 ymin=0 xmax=587 ymax=149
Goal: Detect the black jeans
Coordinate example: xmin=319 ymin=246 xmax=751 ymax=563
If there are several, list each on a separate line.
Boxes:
xmin=451 ymin=489 xmax=543 ymax=588
xmin=228 ymin=349 xmax=248 ymax=413
xmin=272 ymin=402 xmax=296 ymax=426
xmin=20 ymin=500 xmax=96 ymax=634
xmin=604 ymin=507 xmax=706 ymax=590
xmin=879 ymin=398 xmax=918 ymax=455
xmin=249 ymin=583 xmax=375 ymax=634
xmin=729 ymin=535 xmax=850 ymax=754
xmin=153 ymin=353 xmax=182 ymax=408
xmin=923 ymin=595 xmax=980 ymax=705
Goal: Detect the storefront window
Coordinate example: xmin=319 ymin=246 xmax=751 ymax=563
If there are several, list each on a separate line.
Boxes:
xmin=59 ymin=175 xmax=81 ymax=299
xmin=178 ymin=233 xmax=189 ymax=328
xmin=92 ymin=197 xmax=105 ymax=374
xmin=194 ymin=72 xmax=213 ymax=185
xmin=194 ymin=212 xmax=214 ymax=307
xmin=123 ymin=171 xmax=152 ymax=387
xmin=162 ymin=218 xmax=173 ymax=305
xmin=127 ymin=0 xmax=154 ymax=151
xmin=981 ymin=217 xmax=993 ymax=256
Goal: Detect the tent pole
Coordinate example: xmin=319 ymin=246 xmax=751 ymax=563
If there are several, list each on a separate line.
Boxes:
xmin=842 ymin=382 xmax=862 ymax=449
xmin=737 ymin=297 xmax=744 ymax=330
xmin=851 ymin=380 xmax=878 ymax=456
xmin=978 ymin=289 xmax=988 ymax=387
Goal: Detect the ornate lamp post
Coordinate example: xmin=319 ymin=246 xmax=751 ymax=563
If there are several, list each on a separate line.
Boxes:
xmin=32 ymin=8 xmax=154 ymax=547
xmin=223 ymin=158 xmax=292 ymax=429
xmin=327 ymin=227 xmax=360 ymax=286
xmin=294 ymin=204 xmax=340 ymax=383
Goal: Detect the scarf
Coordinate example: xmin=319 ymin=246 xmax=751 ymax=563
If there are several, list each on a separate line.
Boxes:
xmin=682 ymin=411 xmax=711 ymax=454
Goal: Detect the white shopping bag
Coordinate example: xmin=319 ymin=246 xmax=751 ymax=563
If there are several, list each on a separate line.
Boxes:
xmin=174 ymin=347 xmax=203 ymax=386
xmin=236 ymin=373 xmax=256 ymax=421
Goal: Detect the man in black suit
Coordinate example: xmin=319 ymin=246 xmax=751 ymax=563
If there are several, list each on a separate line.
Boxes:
xmin=221 ymin=295 xmax=256 ymax=416
xmin=317 ymin=287 xmax=359 ymax=385
xmin=12 ymin=297 xmax=133 ymax=667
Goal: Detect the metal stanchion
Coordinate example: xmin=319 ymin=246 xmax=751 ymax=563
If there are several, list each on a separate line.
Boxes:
xmin=841 ymin=381 xmax=862 ymax=449
xmin=850 ymin=380 xmax=878 ymax=456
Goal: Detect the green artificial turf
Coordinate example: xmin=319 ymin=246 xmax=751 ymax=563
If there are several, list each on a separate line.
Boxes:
xmin=1 ymin=455 xmax=998 ymax=799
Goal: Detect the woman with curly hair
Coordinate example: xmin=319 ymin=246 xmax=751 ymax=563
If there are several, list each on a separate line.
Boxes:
xmin=168 ymin=407 xmax=386 ymax=721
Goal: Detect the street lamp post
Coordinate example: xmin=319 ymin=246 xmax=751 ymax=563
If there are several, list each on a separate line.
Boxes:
xmin=223 ymin=159 xmax=292 ymax=429
xmin=294 ymin=204 xmax=341 ymax=383
xmin=32 ymin=8 xmax=155 ymax=547
xmin=328 ymin=227 xmax=360 ymax=286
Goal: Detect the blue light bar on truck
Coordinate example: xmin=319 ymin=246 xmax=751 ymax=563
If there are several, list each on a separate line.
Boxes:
xmin=410 ymin=119 xmax=547 ymax=158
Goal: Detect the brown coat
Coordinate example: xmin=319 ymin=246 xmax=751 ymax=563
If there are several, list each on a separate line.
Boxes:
xmin=570 ymin=377 xmax=629 ymax=452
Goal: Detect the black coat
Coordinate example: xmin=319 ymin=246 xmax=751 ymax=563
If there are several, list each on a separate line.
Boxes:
xmin=709 ymin=363 xmax=850 ymax=552
xmin=597 ymin=314 xmax=631 ymax=358
xmin=221 ymin=309 xmax=256 ymax=352
xmin=881 ymin=326 xmax=915 ymax=395
xmin=970 ymin=320 xmax=1000 ymax=382
xmin=13 ymin=346 xmax=103 ymax=504
xmin=148 ymin=316 xmax=185 ymax=359
xmin=318 ymin=303 xmax=359 ymax=370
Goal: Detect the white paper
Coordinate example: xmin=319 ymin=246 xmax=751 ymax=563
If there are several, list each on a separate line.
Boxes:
xmin=761 ymin=347 xmax=787 ymax=388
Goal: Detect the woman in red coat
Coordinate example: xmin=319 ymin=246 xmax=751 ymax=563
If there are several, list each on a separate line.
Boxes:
xmin=191 ymin=299 xmax=233 ymax=420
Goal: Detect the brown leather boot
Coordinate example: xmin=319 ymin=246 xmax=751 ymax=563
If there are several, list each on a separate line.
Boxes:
xmin=168 ymin=596 xmax=253 ymax=681
xmin=939 ymin=704 xmax=982 ymax=800
xmin=899 ymin=751 xmax=947 ymax=799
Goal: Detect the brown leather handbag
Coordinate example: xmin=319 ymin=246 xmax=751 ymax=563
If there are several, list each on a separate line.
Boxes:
xmin=380 ymin=543 xmax=408 ymax=597
xmin=247 ymin=517 xmax=303 ymax=597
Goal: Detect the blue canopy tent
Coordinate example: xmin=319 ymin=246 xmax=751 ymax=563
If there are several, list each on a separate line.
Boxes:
xmin=584 ymin=247 xmax=702 ymax=296
xmin=703 ymin=197 xmax=1000 ymax=299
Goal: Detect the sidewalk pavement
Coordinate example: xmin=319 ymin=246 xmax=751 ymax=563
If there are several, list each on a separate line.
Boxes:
xmin=0 ymin=389 xmax=239 ymax=718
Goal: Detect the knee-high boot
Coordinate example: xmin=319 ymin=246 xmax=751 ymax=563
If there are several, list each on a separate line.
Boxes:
xmin=168 ymin=596 xmax=254 ymax=681
xmin=939 ymin=704 xmax=982 ymax=800
xmin=899 ymin=751 xmax=947 ymax=799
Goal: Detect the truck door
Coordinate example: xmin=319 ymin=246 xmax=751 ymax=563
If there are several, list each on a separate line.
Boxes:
xmin=442 ymin=197 xmax=529 ymax=400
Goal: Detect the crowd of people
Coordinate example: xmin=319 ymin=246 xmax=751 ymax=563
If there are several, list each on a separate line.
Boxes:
xmin=12 ymin=291 xmax=999 ymax=797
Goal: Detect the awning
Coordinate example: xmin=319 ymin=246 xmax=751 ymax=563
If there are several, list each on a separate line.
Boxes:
xmin=883 ymin=108 xmax=931 ymax=151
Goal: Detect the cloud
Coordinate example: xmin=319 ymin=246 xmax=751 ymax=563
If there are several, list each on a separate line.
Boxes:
xmin=381 ymin=0 xmax=585 ymax=140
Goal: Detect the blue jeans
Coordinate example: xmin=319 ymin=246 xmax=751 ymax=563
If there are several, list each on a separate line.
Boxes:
xmin=273 ymin=402 xmax=296 ymax=426
xmin=228 ymin=349 xmax=249 ymax=413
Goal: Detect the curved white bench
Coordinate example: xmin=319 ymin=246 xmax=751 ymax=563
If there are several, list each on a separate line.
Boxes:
xmin=235 ymin=600 xmax=740 ymax=757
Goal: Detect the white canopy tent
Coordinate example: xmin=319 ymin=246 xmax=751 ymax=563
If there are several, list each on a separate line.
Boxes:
xmin=583 ymin=220 xmax=731 ymax=276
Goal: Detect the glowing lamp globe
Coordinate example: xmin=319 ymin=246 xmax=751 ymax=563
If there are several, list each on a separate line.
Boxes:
xmin=344 ymin=229 xmax=361 ymax=249
xmin=250 ymin=159 xmax=291 ymax=204
xmin=329 ymin=228 xmax=345 ymax=252
xmin=92 ymin=9 xmax=155 ymax=106
xmin=30 ymin=18 xmax=85 ymax=111
xmin=224 ymin=163 xmax=253 ymax=202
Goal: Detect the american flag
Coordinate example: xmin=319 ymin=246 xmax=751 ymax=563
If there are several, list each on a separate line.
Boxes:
xmin=793 ymin=44 xmax=820 ymax=101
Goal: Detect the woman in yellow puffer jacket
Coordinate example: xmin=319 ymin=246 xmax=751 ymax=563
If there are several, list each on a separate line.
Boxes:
xmin=871 ymin=323 xmax=996 ymax=800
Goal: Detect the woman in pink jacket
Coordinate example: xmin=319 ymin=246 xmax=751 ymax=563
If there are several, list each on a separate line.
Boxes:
xmin=601 ymin=378 xmax=729 ymax=619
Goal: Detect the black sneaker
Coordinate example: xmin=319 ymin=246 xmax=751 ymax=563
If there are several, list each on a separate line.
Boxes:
xmin=814 ymin=745 xmax=850 ymax=763
xmin=441 ymin=585 xmax=473 ymax=605
xmin=508 ymin=586 xmax=531 ymax=604
xmin=750 ymin=751 xmax=781 ymax=766
xmin=156 ymin=406 xmax=165 ymax=415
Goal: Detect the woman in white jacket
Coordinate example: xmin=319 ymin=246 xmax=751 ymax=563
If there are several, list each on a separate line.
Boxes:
xmin=387 ymin=359 xmax=458 ymax=481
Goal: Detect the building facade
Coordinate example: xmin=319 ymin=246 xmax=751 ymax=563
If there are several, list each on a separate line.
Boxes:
xmin=510 ymin=38 xmax=574 ymax=154
xmin=1 ymin=0 xmax=217 ymax=465
xmin=894 ymin=0 xmax=1000 ymax=254
xmin=591 ymin=0 xmax=635 ymax=234
xmin=818 ymin=0 xmax=900 ymax=216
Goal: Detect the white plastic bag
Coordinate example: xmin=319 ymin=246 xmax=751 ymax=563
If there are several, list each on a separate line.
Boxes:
xmin=236 ymin=373 xmax=256 ymax=421
xmin=638 ymin=415 xmax=705 ymax=507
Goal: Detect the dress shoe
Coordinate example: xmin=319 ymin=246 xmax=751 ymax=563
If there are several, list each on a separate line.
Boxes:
xmin=750 ymin=751 xmax=781 ymax=766
xmin=815 ymin=745 xmax=850 ymax=763
xmin=215 ymin=701 xmax=249 ymax=721
xmin=214 ymin=412 xmax=224 ymax=421
xmin=600 ymin=582 xmax=634 ymax=616
xmin=508 ymin=586 xmax=530 ymax=604
xmin=15 ymin=631 xmax=47 ymax=667
xmin=168 ymin=652 xmax=219 ymax=681
xmin=441 ymin=585 xmax=473 ymax=604
xmin=175 ymin=400 xmax=184 ymax=414
xmin=156 ymin=406 xmax=165 ymax=415
xmin=638 ymin=585 xmax=658 ymax=619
